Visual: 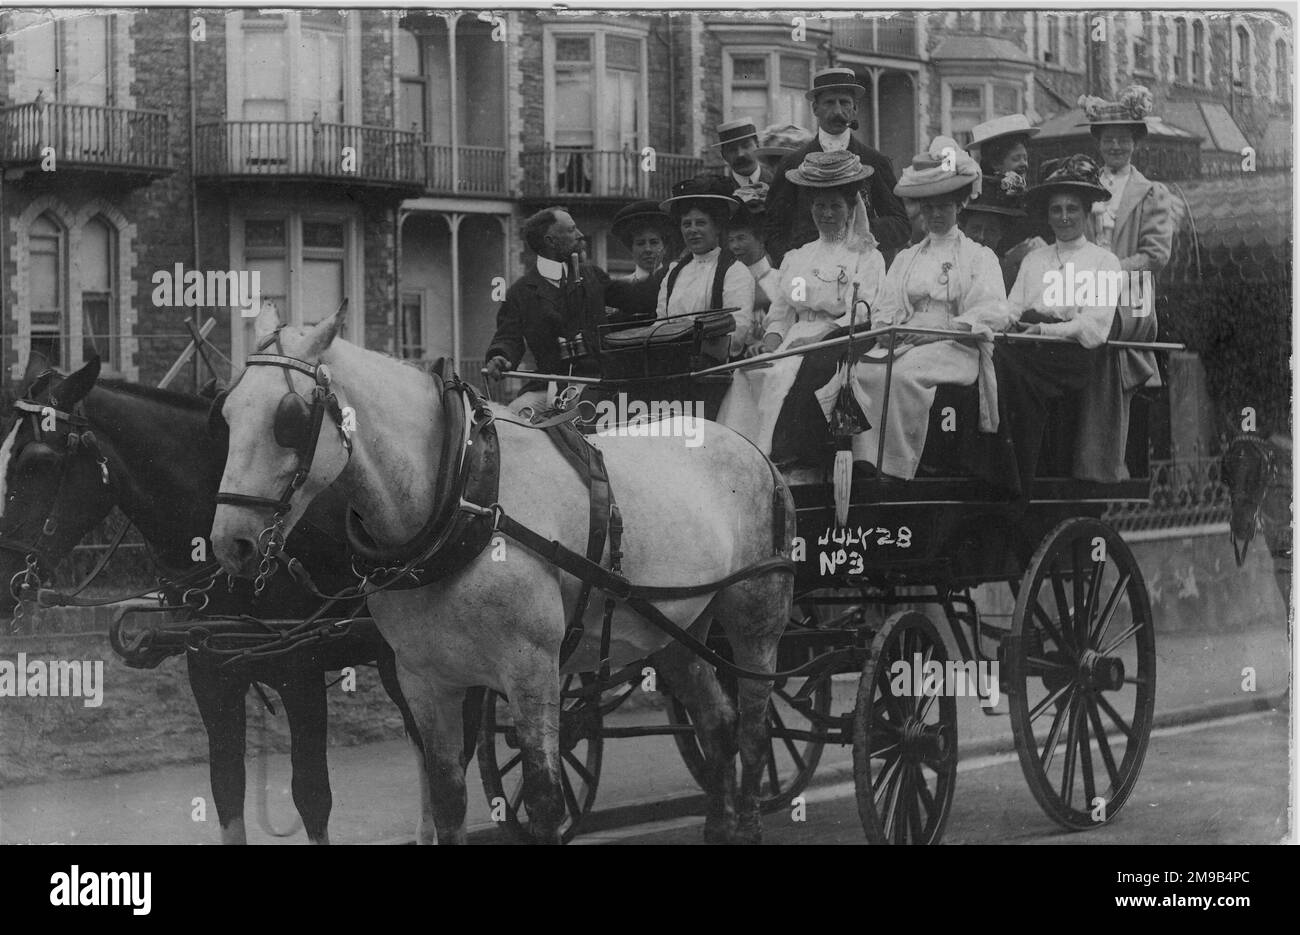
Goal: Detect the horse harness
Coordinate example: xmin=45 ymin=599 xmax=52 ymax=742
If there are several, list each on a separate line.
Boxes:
xmin=218 ymin=346 xmax=795 ymax=672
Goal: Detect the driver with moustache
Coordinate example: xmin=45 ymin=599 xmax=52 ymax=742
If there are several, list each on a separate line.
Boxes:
xmin=482 ymin=207 xmax=641 ymax=414
xmin=764 ymin=68 xmax=911 ymax=264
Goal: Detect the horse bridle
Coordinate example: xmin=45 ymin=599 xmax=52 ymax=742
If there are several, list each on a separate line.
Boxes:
xmin=0 ymin=392 xmax=110 ymax=607
xmin=212 ymin=329 xmax=353 ymax=593
xmin=1225 ymin=433 xmax=1291 ymax=567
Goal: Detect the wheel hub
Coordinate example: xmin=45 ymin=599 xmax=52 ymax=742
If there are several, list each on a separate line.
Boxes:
xmin=1079 ymin=650 xmax=1125 ymax=692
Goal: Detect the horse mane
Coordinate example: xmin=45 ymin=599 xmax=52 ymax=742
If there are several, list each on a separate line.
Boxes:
xmin=97 ymin=378 xmax=211 ymax=412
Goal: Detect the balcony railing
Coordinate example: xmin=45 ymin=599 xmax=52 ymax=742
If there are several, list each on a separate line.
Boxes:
xmin=830 ymin=14 xmax=919 ymax=59
xmin=195 ymin=120 xmax=423 ymax=189
xmin=521 ymin=148 xmax=704 ymax=201
xmin=0 ymin=102 xmax=171 ymax=175
xmin=423 ymin=144 xmax=509 ymax=196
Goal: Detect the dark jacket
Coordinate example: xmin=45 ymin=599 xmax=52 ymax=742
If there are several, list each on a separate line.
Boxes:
xmin=484 ymin=263 xmax=644 ymax=390
xmin=716 ymin=163 xmax=775 ymax=193
xmin=764 ymin=136 xmax=911 ymax=264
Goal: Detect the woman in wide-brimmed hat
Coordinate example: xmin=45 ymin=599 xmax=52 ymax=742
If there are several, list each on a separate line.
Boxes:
xmin=611 ymin=200 xmax=677 ymax=282
xmin=966 ymin=113 xmax=1039 ymax=177
xmin=993 ymin=153 xmax=1125 ymax=494
xmin=717 ymin=150 xmax=885 ymax=461
xmin=1070 ymin=84 xmax=1170 ymax=483
xmin=655 ymin=176 xmax=754 ymax=359
xmin=815 ymin=136 xmax=1013 ymax=482
xmin=958 ymin=170 xmax=1042 ymax=291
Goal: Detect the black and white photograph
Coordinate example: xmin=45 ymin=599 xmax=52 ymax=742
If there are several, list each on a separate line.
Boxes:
xmin=0 ymin=1 xmax=1293 ymax=860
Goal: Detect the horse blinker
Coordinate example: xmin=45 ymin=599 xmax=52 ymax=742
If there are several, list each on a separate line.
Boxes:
xmin=274 ymin=392 xmax=314 ymax=451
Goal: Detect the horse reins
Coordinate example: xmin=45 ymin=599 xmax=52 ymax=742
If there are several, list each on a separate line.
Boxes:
xmin=1226 ymin=433 xmax=1292 ymax=567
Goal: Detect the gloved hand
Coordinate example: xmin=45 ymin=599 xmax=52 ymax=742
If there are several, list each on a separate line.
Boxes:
xmin=481 ymin=355 xmax=512 ymax=382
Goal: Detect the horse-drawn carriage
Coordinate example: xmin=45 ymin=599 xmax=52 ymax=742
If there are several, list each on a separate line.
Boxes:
xmin=3 ymin=298 xmax=1178 ymax=845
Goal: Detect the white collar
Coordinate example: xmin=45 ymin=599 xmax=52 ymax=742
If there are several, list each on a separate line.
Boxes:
xmin=731 ymin=164 xmax=762 ymax=186
xmin=536 ymin=255 xmax=566 ymax=282
xmin=818 ymin=128 xmax=851 ymax=152
xmin=629 ymin=265 xmax=651 ymax=281
xmin=1054 ymin=234 xmax=1089 ymax=254
xmin=1103 ymin=164 xmax=1133 ymax=179
xmin=690 ymin=246 xmax=722 ymax=264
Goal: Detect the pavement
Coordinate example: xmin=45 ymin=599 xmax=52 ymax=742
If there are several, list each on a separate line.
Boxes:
xmin=0 ymin=623 xmax=1290 ymax=845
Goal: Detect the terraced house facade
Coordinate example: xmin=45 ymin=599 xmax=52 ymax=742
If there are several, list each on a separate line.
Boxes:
xmin=0 ymin=9 xmax=1291 ymax=393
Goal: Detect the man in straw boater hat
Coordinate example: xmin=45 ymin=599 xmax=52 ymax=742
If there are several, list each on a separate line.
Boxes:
xmin=1072 ymin=84 xmax=1171 ymax=483
xmin=764 ymin=67 xmax=911 ymax=264
xmin=711 ymin=118 xmax=775 ymax=193
xmin=993 ymin=154 xmax=1125 ymax=494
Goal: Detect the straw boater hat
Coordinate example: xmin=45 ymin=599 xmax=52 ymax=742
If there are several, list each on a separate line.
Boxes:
xmin=755 ymin=123 xmax=813 ymax=162
xmin=965 ymin=114 xmax=1040 ymax=153
xmin=658 ymin=175 xmax=741 ymax=216
xmin=962 ymin=172 xmax=1027 ymax=217
xmin=1076 ymin=84 xmax=1154 ymax=141
xmin=893 ymin=136 xmax=983 ymax=200
xmin=710 ymin=118 xmax=760 ymax=149
xmin=1024 ymin=154 xmax=1110 ymax=212
xmin=804 ymin=67 xmax=866 ymax=102
xmin=610 ymin=200 xmax=676 ymax=248
xmin=785 ymin=149 xmax=873 ymax=188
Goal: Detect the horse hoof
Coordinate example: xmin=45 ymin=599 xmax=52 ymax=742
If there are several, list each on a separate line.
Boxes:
xmin=734 ymin=814 xmax=763 ymax=845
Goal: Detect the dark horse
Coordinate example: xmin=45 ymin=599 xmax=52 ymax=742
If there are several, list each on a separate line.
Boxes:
xmin=0 ymin=358 xmax=438 ymax=844
xmin=1221 ymin=431 xmax=1293 ymax=615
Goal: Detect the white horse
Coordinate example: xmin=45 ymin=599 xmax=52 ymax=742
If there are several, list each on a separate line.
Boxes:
xmin=210 ymin=305 xmax=795 ymax=844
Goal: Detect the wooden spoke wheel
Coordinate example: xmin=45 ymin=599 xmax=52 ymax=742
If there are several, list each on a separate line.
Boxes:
xmin=852 ymin=611 xmax=958 ymax=845
xmin=478 ymin=673 xmax=603 ymax=844
xmin=667 ymin=620 xmax=832 ymax=814
xmin=1007 ymin=517 xmax=1156 ymax=831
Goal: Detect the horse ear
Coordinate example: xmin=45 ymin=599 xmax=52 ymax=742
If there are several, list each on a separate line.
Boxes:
xmin=253 ymin=299 xmax=282 ymax=339
xmin=305 ymin=298 xmax=348 ymax=356
xmin=55 ymin=356 xmax=100 ymax=406
xmin=21 ymin=349 xmax=53 ymax=387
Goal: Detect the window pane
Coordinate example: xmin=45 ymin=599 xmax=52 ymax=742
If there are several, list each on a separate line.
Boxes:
xmin=31 ymin=334 xmax=62 ymax=369
xmin=780 ymin=56 xmax=810 ymax=89
xmin=69 ymin=16 xmax=110 ymax=106
xmin=244 ymin=29 xmax=287 ymax=111
xmin=732 ymin=56 xmax=767 ymax=82
xmin=400 ymin=80 xmax=426 ymax=135
xmin=731 ymin=88 xmax=768 ymax=128
xmin=774 ymin=87 xmax=806 ymax=127
xmin=30 ymin=249 xmax=59 ymax=309
xmin=302 ymin=31 xmax=344 ymax=123
xmin=81 ymin=219 xmax=112 ymax=293
xmin=951 ymin=86 xmax=983 ymax=109
xmin=994 ymin=85 xmax=1020 ymax=116
xmin=400 ymin=292 xmax=423 ymax=358
xmin=15 ymin=15 xmax=57 ymax=98
xmin=606 ymin=35 xmax=640 ymax=71
xmin=304 ymin=220 xmax=345 ymax=249
xmin=555 ymin=36 xmax=592 ymax=63
xmin=246 ymin=219 xmax=286 ymax=248
xmin=82 ymin=293 xmax=112 ymax=362
xmin=555 ymin=68 xmax=594 ymax=146
xmin=302 ymin=259 xmax=344 ymax=324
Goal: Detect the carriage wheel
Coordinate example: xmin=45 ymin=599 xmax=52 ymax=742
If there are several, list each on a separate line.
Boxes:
xmin=1007 ymin=517 xmax=1156 ymax=831
xmin=478 ymin=672 xmax=603 ymax=844
xmin=852 ymin=611 xmax=958 ymax=845
xmin=667 ymin=620 xmax=832 ymax=813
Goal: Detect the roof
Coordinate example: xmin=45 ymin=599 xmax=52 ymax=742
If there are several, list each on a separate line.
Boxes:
xmin=1163 ymin=171 xmax=1293 ymax=283
xmin=1163 ymin=101 xmax=1251 ymax=152
xmin=1035 ymin=108 xmax=1200 ymax=141
xmin=929 ymin=35 xmax=1032 ymax=64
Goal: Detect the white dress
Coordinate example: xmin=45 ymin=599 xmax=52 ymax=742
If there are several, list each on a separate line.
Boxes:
xmin=717 ymin=236 xmax=885 ymax=454
xmin=655 ymin=246 xmax=756 ymax=359
xmin=824 ymin=228 xmax=1011 ymax=479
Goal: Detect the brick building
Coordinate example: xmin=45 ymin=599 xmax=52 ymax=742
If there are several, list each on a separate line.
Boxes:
xmin=0 ymin=8 xmax=1291 ymax=387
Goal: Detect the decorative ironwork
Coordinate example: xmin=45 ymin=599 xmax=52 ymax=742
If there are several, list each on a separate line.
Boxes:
xmin=1103 ymin=456 xmax=1231 ymax=532
xmin=520 ymin=148 xmax=703 ymax=201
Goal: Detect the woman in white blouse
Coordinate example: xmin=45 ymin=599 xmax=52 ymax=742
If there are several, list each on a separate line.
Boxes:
xmin=823 ymin=137 xmax=1012 ymax=481
xmin=995 ymin=154 xmax=1121 ymax=493
xmin=718 ymin=150 xmax=885 ymax=458
xmin=655 ymin=176 xmax=756 ymax=360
